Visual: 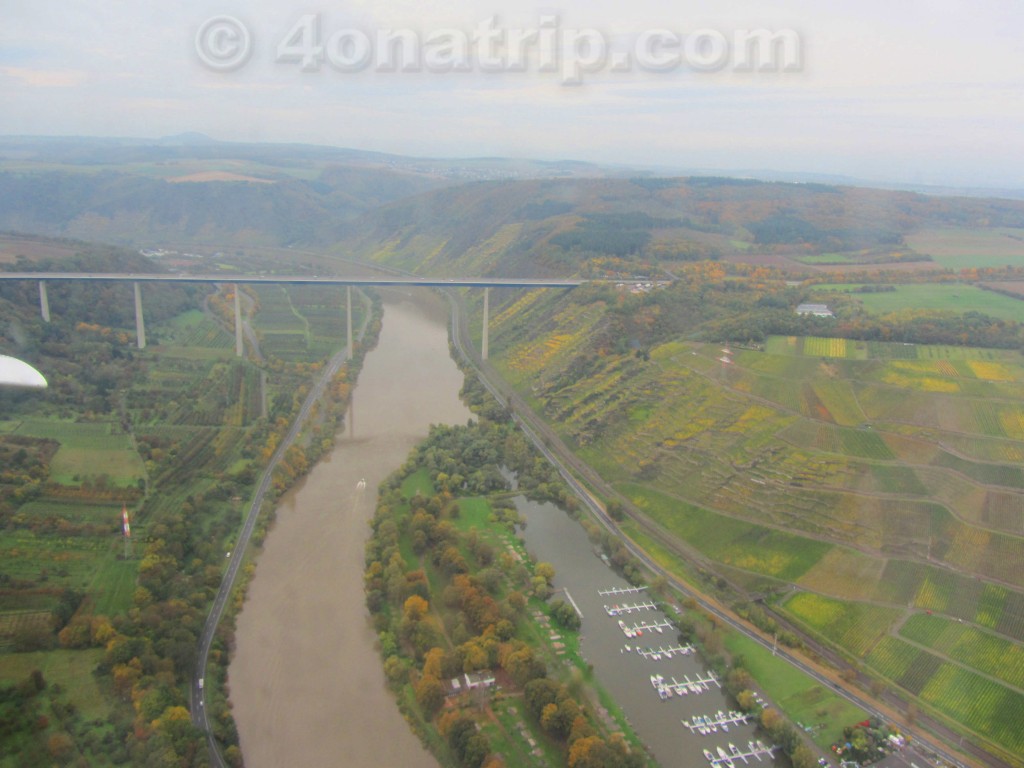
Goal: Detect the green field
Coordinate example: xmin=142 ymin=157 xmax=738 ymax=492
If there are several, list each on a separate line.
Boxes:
xmin=0 ymin=648 xmax=108 ymax=720
xmin=904 ymin=227 xmax=1024 ymax=269
xmin=782 ymin=593 xmax=902 ymax=658
xmin=899 ymin=613 xmax=1024 ymax=690
xmin=619 ymin=484 xmax=830 ymax=581
xmin=724 ymin=631 xmax=867 ymax=750
xmin=852 ymin=284 xmax=1024 ymax=322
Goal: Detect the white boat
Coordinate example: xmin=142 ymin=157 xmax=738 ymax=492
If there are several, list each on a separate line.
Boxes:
xmin=704 ymin=749 xmax=716 ymax=762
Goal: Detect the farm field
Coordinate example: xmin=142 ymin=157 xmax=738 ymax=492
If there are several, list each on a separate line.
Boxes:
xmin=866 ymin=637 xmax=1024 ymax=758
xmin=899 ymin=613 xmax=1024 ymax=690
xmin=904 ymin=227 xmax=1024 ymax=269
xmin=851 ymin=284 xmax=1024 ymax=322
xmin=781 ymin=592 xmax=902 ymax=659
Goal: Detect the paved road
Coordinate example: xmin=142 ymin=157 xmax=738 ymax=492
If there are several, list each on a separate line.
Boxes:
xmin=190 ymin=293 xmax=370 ymax=767
xmin=444 ymin=290 xmax=1002 ymax=768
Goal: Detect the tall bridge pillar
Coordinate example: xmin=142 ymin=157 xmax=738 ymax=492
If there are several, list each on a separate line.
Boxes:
xmin=133 ymin=282 xmax=146 ymax=349
xmin=481 ymin=287 xmax=490 ymax=361
xmin=346 ymin=286 xmax=353 ymax=361
xmin=38 ymin=281 xmax=50 ymax=322
xmin=233 ymin=284 xmax=244 ymax=357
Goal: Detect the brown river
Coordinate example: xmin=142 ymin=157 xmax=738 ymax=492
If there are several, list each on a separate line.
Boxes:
xmin=229 ymin=292 xmax=470 ymax=768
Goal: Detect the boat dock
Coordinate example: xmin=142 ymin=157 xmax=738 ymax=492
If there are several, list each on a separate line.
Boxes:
xmin=703 ymin=740 xmax=775 ymax=766
xmin=598 ymin=585 xmax=648 ymax=597
xmin=683 ymin=710 xmax=751 ymax=734
xmin=604 ymin=601 xmax=658 ymax=616
xmin=560 ymin=588 xmax=583 ymax=620
xmin=622 ymin=618 xmax=674 ymax=637
xmin=637 ymin=643 xmax=694 ymax=661
xmin=650 ymin=671 xmax=720 ymax=699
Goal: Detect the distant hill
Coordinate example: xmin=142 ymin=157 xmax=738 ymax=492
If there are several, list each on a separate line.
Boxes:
xmin=3 ymin=136 xmax=1024 ymax=261
xmin=341 ymin=176 xmax=1024 ymax=278
xmin=0 ymin=136 xmax=624 ymax=248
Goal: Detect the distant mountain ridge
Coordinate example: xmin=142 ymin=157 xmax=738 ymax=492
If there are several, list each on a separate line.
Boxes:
xmin=2 ymin=135 xmax=1024 ymax=256
xmin=340 ymin=176 xmax=1024 ymax=279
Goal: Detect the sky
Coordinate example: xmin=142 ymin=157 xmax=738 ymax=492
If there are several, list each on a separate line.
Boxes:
xmin=1 ymin=0 xmax=1022 ymax=188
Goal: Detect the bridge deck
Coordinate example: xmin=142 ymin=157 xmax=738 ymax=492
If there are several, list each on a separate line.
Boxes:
xmin=0 ymin=273 xmax=584 ymax=289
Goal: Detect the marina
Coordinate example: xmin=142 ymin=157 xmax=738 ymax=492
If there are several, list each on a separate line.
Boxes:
xmin=501 ymin=540 xmax=786 ymax=768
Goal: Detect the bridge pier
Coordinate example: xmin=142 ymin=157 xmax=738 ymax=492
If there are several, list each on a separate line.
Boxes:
xmin=481 ymin=287 xmax=489 ymax=361
xmin=133 ymin=282 xmax=146 ymax=349
xmin=38 ymin=281 xmax=50 ymax=322
xmin=234 ymin=284 xmax=244 ymax=357
xmin=346 ymin=286 xmax=353 ymax=361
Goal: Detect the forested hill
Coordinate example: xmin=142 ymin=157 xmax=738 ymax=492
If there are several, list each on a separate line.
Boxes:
xmin=0 ymin=167 xmax=445 ymax=247
xmin=5 ymin=135 xmax=1024 ymax=259
xmin=343 ymin=177 xmax=1024 ymax=278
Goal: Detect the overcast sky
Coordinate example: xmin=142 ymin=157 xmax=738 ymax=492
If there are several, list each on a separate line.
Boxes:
xmin=2 ymin=0 xmax=1022 ymax=187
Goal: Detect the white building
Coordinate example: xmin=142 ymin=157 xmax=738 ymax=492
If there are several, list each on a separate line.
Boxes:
xmin=796 ymin=303 xmax=834 ymax=318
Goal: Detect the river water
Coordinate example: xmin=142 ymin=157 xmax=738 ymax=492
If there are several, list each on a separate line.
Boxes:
xmin=229 ymin=293 xmax=470 ymax=768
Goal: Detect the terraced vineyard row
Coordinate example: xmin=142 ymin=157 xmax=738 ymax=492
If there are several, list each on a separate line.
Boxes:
xmin=782 ymin=592 xmax=901 ymax=658
xmin=900 ymin=613 xmax=1024 ymax=690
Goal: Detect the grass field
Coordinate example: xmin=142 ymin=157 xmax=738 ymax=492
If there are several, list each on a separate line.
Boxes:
xmin=0 ymin=648 xmax=108 ymax=720
xmin=854 ymin=284 xmax=1024 ymax=322
xmin=724 ymin=631 xmax=867 ymax=750
xmin=904 ymin=227 xmax=1024 ymax=269
xmin=401 ymin=468 xmax=435 ymax=499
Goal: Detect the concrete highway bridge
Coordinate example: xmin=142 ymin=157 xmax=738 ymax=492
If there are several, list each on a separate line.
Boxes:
xmin=0 ymin=272 xmax=583 ymax=360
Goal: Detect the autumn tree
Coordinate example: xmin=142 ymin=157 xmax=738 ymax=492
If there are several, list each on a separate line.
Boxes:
xmin=415 ymin=674 xmax=445 ymax=718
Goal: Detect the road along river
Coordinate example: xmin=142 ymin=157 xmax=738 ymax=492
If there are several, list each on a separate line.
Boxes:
xmin=229 ymin=292 xmax=470 ymax=768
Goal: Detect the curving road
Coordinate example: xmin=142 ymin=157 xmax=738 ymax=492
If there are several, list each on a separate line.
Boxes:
xmin=444 ymin=290 xmax=999 ymax=768
xmin=191 ymin=292 xmax=370 ymax=767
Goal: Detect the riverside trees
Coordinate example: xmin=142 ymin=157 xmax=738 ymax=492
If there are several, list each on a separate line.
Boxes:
xmin=364 ymin=417 xmax=648 ymax=768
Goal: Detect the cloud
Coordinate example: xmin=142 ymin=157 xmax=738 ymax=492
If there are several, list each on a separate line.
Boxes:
xmin=0 ymin=0 xmax=1021 ymax=187
xmin=0 ymin=66 xmax=88 ymax=88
